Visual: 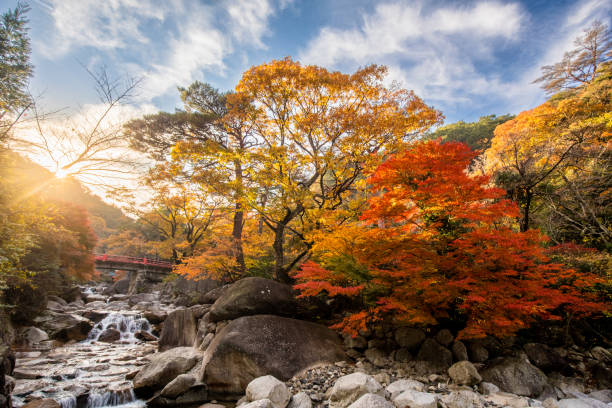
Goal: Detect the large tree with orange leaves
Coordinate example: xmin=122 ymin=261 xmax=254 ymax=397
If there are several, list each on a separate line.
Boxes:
xmin=294 ymin=140 xmax=606 ymax=339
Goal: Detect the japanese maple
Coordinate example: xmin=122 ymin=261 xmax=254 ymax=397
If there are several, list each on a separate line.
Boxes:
xmin=293 ymin=140 xmax=607 ymax=339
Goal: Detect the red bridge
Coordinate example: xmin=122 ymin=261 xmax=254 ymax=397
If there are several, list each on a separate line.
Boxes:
xmin=94 ymin=254 xmax=174 ymax=270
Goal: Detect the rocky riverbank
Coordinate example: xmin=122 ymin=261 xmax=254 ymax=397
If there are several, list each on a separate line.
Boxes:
xmin=4 ymin=276 xmax=612 ymax=408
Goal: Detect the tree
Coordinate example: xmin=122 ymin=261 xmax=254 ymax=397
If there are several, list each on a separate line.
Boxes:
xmin=293 ymin=140 xmax=606 ymax=339
xmin=426 ymin=114 xmax=514 ymax=151
xmin=232 ymin=58 xmax=442 ymax=282
xmin=535 ymin=21 xmax=611 ymax=93
xmin=0 ymin=1 xmax=32 ymax=141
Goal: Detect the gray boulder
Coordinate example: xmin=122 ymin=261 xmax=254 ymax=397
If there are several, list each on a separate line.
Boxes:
xmin=202 ymin=315 xmax=345 ymax=399
xmin=158 ymin=308 xmax=197 ymax=351
xmin=328 ymin=372 xmax=383 ymax=408
xmin=245 ymin=376 xmax=291 ymax=408
xmin=392 ymin=390 xmax=437 ymax=408
xmin=19 ymin=327 xmax=49 ymax=346
xmin=452 ymin=341 xmax=468 ymax=361
xmin=242 ymin=400 xmax=274 ymax=408
xmin=415 ymin=338 xmax=453 ymax=370
xmin=209 ymin=277 xmax=296 ymax=322
xmin=524 ymin=343 xmax=567 ymax=372
xmin=133 ymin=347 xmax=201 ymax=398
xmin=97 ymin=328 xmax=121 ymax=343
xmin=347 ymin=393 xmax=393 ymax=408
xmin=288 ymin=392 xmax=312 ymax=408
xmin=434 ymin=329 xmax=454 ymax=347
xmin=385 ymin=379 xmax=425 ymax=399
xmin=160 ymin=373 xmax=197 ymax=398
xmin=480 ymin=357 xmax=548 ymax=397
xmin=448 ymin=361 xmax=482 ymax=386
xmin=33 ymin=311 xmax=93 ymax=342
xmin=440 ymin=390 xmax=484 ymax=408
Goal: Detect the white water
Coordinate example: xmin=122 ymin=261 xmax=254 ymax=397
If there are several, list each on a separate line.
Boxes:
xmin=86 ymin=313 xmax=152 ymax=343
xmin=87 ymin=390 xmax=142 ymax=408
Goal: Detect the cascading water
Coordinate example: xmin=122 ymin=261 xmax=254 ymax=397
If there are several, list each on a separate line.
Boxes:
xmin=86 ymin=313 xmax=152 ymax=343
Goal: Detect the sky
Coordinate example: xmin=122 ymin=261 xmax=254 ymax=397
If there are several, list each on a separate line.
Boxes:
xmin=7 ymin=0 xmax=612 ymax=126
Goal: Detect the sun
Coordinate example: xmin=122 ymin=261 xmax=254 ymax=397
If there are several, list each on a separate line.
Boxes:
xmin=54 ymin=168 xmax=70 ymax=179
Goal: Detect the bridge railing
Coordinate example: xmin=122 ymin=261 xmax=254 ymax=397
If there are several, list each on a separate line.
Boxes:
xmin=94 ymin=254 xmax=174 ymax=268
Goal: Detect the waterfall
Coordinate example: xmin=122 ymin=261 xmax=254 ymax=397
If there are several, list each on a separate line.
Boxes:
xmin=57 ymin=393 xmax=77 ymax=408
xmin=87 ymin=389 xmax=141 ymax=408
xmin=86 ymin=313 xmax=152 ymax=343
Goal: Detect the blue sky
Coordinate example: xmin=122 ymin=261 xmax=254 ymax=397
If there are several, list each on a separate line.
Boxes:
xmin=10 ymin=0 xmax=612 ymax=124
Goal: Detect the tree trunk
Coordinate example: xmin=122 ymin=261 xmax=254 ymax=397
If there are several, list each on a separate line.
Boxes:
xmin=232 ymin=161 xmax=246 ymax=274
xmin=273 ymin=224 xmax=290 ymax=283
xmin=520 ymin=189 xmax=532 ymax=232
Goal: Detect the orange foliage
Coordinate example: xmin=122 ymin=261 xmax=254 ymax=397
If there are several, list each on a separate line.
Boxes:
xmin=293 ymin=140 xmax=607 ymax=339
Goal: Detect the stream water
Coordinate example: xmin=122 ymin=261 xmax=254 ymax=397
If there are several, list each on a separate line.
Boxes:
xmin=12 ymin=288 xmax=165 ymax=408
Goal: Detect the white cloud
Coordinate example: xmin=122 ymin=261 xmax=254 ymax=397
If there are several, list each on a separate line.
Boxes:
xmin=226 ymin=0 xmax=275 ymax=47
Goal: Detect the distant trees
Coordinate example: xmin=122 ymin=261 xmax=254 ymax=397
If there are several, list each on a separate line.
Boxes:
xmin=427 ymin=114 xmax=514 ymax=151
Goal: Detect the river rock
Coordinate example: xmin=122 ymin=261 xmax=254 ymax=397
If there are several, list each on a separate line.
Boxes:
xmin=201 ymin=315 xmax=345 ymax=399
xmin=523 ymin=343 xmax=567 ymax=372
xmin=288 ymin=392 xmax=312 ymax=408
xmin=242 ymin=400 xmax=274 ymax=408
xmin=452 ymin=341 xmax=468 ymax=361
xmin=20 ymin=327 xmax=49 ymax=345
xmin=440 ymin=390 xmax=484 ymax=408
xmin=148 ymin=384 xmax=208 ymax=407
xmin=133 ymin=347 xmax=201 ymax=398
xmin=200 ymin=285 xmax=230 ymax=304
xmin=98 ymin=328 xmax=121 ymax=343
xmin=347 ymin=393 xmax=393 ymax=408
xmin=468 ymin=342 xmax=489 ymax=363
xmin=21 ymin=399 xmax=61 ymax=408
xmin=448 ymin=361 xmax=482 ymax=385
xmin=158 ymin=308 xmax=197 ymax=351
xmin=246 ymin=376 xmax=291 ymax=408
xmin=480 ymin=357 xmax=548 ymax=397
xmin=328 ymin=372 xmax=383 ymax=408
xmin=160 ymin=374 xmax=197 ymax=398
xmin=135 ymin=330 xmax=158 ymax=342
xmin=434 ymin=329 xmax=454 ymax=347
xmin=33 ymin=311 xmax=93 ymax=342
xmin=209 ymin=277 xmax=296 ymax=322
xmin=392 ymin=390 xmax=437 ymax=408
xmin=415 ymin=338 xmax=453 ymax=370
xmin=394 ymin=328 xmax=425 ymax=350
xmin=386 ymin=379 xmax=425 ymax=399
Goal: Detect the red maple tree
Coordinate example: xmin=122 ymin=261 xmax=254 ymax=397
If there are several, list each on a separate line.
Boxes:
xmin=293 ymin=140 xmax=606 ymax=338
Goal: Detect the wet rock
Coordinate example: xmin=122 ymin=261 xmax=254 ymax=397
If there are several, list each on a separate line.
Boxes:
xmin=394 ymin=328 xmax=425 ymax=350
xmin=133 ymin=346 xmax=201 ymax=398
xmin=246 ymin=376 xmax=291 ymax=408
xmin=160 ymin=373 xmax=197 ymax=398
xmin=523 ymin=343 xmax=568 ymax=372
xmin=98 ymin=328 xmax=121 ymax=343
xmin=415 ymin=339 xmax=452 ymax=370
xmin=82 ymin=310 xmax=109 ymax=323
xmin=448 ymin=361 xmax=482 ymax=386
xmin=201 ymin=315 xmax=345 ymax=399
xmin=21 ymin=399 xmax=61 ymax=408
xmin=346 ymin=393 xmax=393 ymax=408
xmin=143 ymin=310 xmax=167 ymax=324
xmin=135 ymin=330 xmax=158 ymax=342
xmin=480 ymin=357 xmax=548 ymax=397
xmin=327 ymin=372 xmax=383 ymax=408
xmin=392 ymin=390 xmax=437 ymax=408
xmin=209 ymin=277 xmax=297 ymax=322
xmin=158 ymin=308 xmax=197 ymax=352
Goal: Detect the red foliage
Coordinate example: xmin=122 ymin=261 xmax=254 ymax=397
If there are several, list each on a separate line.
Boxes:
xmin=293 ymin=140 xmax=607 ymax=339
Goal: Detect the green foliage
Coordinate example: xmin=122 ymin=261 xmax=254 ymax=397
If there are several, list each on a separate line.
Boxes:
xmin=427 ymin=114 xmax=514 ymax=151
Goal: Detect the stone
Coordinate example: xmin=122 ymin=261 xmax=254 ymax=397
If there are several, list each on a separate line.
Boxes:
xmin=201 ymin=315 xmax=345 ymax=399
xmin=386 ymin=379 xmax=425 ymax=399
xmin=160 ymin=374 xmax=197 ymax=398
xmin=448 ymin=361 xmax=482 ymax=386
xmin=557 ymin=399 xmax=592 ymax=408
xmin=111 ymin=278 xmax=130 ymax=294
xmin=246 ymin=376 xmax=291 ymax=408
xmin=392 ymin=390 xmax=437 ymax=408
xmin=478 ymin=382 xmax=499 ymax=395
xmin=158 ymin=308 xmax=197 ymax=351
xmin=588 ymin=390 xmax=612 ymax=403
xmin=347 ymin=393 xmax=393 ymax=408
xmin=523 ymin=343 xmax=567 ymax=372
xmin=440 ymin=390 xmax=484 ymax=408
xmin=200 ymin=285 xmax=231 ymax=304
xmin=590 ymin=347 xmax=612 ymax=364
xmin=242 ymin=400 xmax=274 ymax=408
xmin=434 ymin=329 xmax=454 ymax=347
xmin=133 ymin=347 xmax=201 ymax=398
xmin=149 ymin=384 xmax=208 ymax=407
xmin=33 ymin=311 xmax=93 ymax=342
xmin=198 ymin=333 xmax=214 ymax=351
xmin=394 ymin=327 xmax=425 ymax=350
xmin=97 ymin=328 xmax=121 ymax=343
xmin=393 ymin=348 xmax=412 ymax=363
xmin=135 ymin=330 xmax=157 ymax=342
xmin=199 ymin=404 xmax=226 ymax=408
xmin=21 ymin=399 xmax=61 ymax=408
xmin=415 ymin=338 xmax=453 ymax=370
xmin=468 ymin=342 xmax=489 ymax=363
xmin=344 ymin=335 xmax=367 ymax=350
xmin=20 ymin=327 xmax=49 ymax=345
xmin=480 ymin=357 xmax=548 ymax=397
xmin=189 ymin=304 xmax=211 ymax=319
xmin=452 ymin=341 xmax=468 ymax=361
xmin=485 ymin=392 xmax=529 ymax=408
xmin=208 ymin=277 xmax=296 ymax=322
xmin=543 ymin=398 xmax=560 ymax=408
xmin=287 ymin=391 xmax=312 ymax=408
xmin=327 ymin=372 xmax=383 ymax=408
xmin=365 ymin=348 xmax=389 ymax=368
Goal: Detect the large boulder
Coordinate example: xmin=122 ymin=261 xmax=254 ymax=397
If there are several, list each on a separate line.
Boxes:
xmin=328 ymin=373 xmax=384 ymax=408
xmin=161 ymin=276 xmax=221 ymax=306
xmin=523 ymin=343 xmax=567 ymax=372
xmin=392 ymin=390 xmax=437 ymax=408
xmin=209 ymin=277 xmax=296 ymax=322
xmin=111 ymin=278 xmax=130 ymax=295
xmin=201 ymin=315 xmax=346 ymax=399
xmin=245 ymin=376 xmax=291 ymax=408
xmin=133 ymin=347 xmax=201 ymax=398
xmin=347 ymin=393 xmax=393 ymax=408
xmin=448 ymin=361 xmax=482 ymax=386
xmin=415 ymin=339 xmax=453 ymax=370
xmin=480 ymin=357 xmax=548 ymax=397
xmin=158 ymin=308 xmax=197 ymax=351
xmin=394 ymin=328 xmax=425 ymax=351
xmin=19 ymin=327 xmax=49 ymax=346
xmin=97 ymin=328 xmax=121 ymax=343
xmin=33 ymin=311 xmax=93 ymax=342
